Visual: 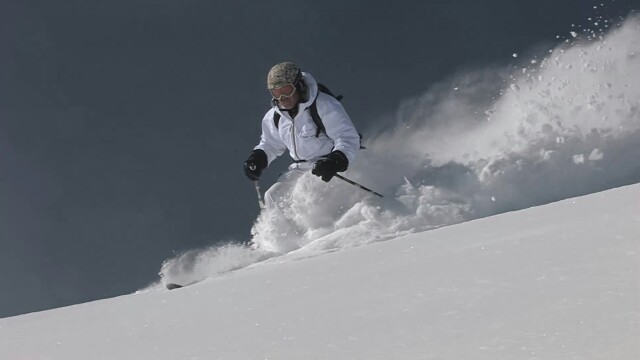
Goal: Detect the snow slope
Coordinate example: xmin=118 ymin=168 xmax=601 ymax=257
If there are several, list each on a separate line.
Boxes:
xmin=1 ymin=183 xmax=638 ymax=360
xmin=159 ymin=14 xmax=640 ymax=285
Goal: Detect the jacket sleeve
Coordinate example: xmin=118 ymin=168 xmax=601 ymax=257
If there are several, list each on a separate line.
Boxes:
xmin=315 ymin=94 xmax=360 ymax=164
xmin=254 ymin=109 xmax=287 ymax=165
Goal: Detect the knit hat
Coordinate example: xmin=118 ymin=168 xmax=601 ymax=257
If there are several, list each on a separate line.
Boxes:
xmin=267 ymin=62 xmax=302 ymax=89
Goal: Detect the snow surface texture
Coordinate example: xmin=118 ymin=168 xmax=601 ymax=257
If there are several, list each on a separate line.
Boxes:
xmin=159 ymin=15 xmax=640 ymax=287
xmin=1 ymin=184 xmax=638 ymax=359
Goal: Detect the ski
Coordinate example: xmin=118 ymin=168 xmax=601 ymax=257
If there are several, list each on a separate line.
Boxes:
xmin=165 ymin=283 xmax=184 ymax=290
xmin=165 ymin=280 xmax=202 ymax=290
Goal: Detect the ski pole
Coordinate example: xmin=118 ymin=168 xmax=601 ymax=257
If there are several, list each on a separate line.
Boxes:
xmin=335 ymin=174 xmax=384 ymax=198
xmin=254 ymin=180 xmax=265 ymax=209
xmin=248 ymin=164 xmax=266 ymax=209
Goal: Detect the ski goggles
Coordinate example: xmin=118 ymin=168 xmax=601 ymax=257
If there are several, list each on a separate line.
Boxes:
xmin=270 ymin=83 xmax=297 ymax=101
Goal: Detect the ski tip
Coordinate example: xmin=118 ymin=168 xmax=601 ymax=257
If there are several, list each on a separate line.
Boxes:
xmin=165 ymin=283 xmax=184 ymax=290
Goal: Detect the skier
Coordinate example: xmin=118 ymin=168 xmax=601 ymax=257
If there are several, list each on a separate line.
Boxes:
xmin=243 ymin=62 xmax=361 ymax=210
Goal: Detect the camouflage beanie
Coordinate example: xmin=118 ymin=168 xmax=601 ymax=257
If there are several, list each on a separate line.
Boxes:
xmin=267 ymin=62 xmax=301 ymax=89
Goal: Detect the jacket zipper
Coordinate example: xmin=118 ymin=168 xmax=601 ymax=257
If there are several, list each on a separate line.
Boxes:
xmin=280 ymin=109 xmax=301 ymax=160
xmin=290 ymin=115 xmax=300 ymax=160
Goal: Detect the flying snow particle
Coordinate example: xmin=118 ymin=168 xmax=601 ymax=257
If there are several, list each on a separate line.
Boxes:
xmin=570 ymin=31 xmax=578 ymax=38
xmin=512 ymin=53 xmax=518 ymax=58
xmin=573 ymin=154 xmax=585 ymax=164
xmin=588 ymin=149 xmax=604 ymax=161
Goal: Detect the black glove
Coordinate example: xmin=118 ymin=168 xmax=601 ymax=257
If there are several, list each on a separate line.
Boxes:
xmin=312 ymin=150 xmax=349 ymax=182
xmin=244 ymin=149 xmax=268 ymax=181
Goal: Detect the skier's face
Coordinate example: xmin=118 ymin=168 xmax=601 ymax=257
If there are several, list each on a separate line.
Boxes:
xmin=271 ymin=83 xmax=300 ymax=110
xmin=276 ymin=92 xmax=300 ymax=109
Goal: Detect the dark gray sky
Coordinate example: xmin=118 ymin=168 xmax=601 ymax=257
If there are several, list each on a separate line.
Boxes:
xmin=1 ymin=0 xmax=636 ymax=318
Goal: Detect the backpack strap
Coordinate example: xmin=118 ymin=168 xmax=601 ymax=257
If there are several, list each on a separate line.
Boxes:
xmin=307 ymin=83 xmax=340 ymax=138
xmin=273 ymin=111 xmax=281 ymax=129
xmin=317 ymin=83 xmax=343 ymax=101
xmin=309 ymin=100 xmax=326 ymax=138
xmin=310 ymin=99 xmax=365 ymax=147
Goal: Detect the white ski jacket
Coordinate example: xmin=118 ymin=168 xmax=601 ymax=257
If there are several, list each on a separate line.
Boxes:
xmin=254 ymin=73 xmax=360 ymax=166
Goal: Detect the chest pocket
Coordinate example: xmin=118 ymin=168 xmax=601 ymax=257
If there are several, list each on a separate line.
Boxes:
xmin=300 ymin=124 xmax=320 ymax=139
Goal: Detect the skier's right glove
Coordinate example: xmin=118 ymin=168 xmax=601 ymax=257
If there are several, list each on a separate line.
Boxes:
xmin=243 ymin=149 xmax=268 ymax=181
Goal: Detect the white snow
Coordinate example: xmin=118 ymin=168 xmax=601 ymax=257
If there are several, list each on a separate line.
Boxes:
xmin=2 ymin=12 xmax=639 ymax=360
xmin=0 ymin=184 xmax=638 ymax=359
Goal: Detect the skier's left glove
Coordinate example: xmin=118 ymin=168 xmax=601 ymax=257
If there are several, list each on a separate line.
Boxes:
xmin=312 ymin=150 xmax=348 ymax=182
